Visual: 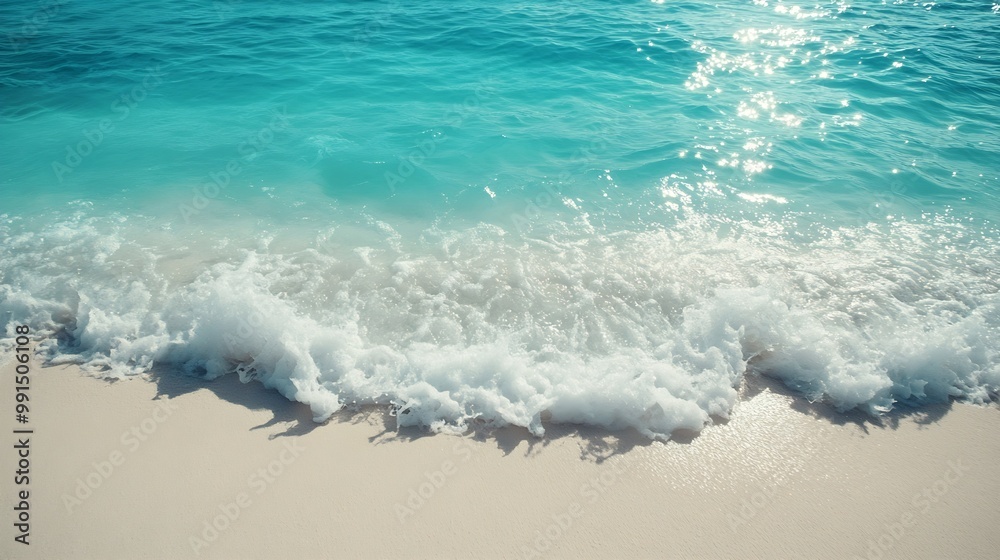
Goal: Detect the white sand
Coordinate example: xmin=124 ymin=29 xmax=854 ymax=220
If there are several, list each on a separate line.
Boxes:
xmin=2 ymin=362 xmax=998 ymax=559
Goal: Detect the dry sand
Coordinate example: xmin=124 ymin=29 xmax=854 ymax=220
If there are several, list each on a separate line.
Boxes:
xmin=2 ymin=361 xmax=998 ymax=560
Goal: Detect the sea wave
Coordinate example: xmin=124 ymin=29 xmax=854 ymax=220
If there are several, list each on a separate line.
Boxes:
xmin=2 ymin=210 xmax=997 ymax=439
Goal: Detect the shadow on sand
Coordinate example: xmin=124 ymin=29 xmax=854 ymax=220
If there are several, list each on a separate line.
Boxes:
xmin=137 ymin=364 xmax=996 ymax=463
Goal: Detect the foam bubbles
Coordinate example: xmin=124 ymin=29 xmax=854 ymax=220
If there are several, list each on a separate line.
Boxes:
xmin=2 ymin=210 xmax=997 ymax=439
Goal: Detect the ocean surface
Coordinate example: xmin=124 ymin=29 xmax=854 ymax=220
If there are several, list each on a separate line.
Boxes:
xmin=2 ymin=0 xmax=998 ymax=438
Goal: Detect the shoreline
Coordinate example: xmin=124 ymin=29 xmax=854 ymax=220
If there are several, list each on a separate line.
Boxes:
xmin=2 ymin=362 xmax=998 ymax=559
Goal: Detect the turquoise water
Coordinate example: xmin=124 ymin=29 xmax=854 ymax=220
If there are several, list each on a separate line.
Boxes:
xmin=2 ymin=0 xmax=998 ymax=437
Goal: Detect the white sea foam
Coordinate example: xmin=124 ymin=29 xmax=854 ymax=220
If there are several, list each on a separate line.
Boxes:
xmin=1 ymin=211 xmax=998 ymax=439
